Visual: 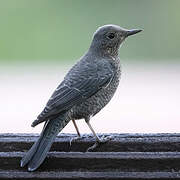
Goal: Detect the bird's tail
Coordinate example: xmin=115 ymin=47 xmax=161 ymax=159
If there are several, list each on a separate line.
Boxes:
xmin=20 ymin=112 xmax=70 ymax=171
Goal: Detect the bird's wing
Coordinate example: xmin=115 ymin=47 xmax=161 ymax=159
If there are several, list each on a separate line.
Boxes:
xmin=37 ymin=59 xmax=114 ymax=121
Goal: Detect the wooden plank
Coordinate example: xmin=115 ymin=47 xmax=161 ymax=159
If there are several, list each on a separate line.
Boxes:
xmin=1 ymin=133 xmax=180 ymax=152
xmin=1 ymin=171 xmax=180 ymax=180
xmin=1 ymin=133 xmax=180 ymax=179
xmin=1 ymin=151 xmax=180 ymax=172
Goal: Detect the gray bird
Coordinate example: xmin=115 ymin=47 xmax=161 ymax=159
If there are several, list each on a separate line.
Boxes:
xmin=20 ymin=24 xmax=142 ymax=171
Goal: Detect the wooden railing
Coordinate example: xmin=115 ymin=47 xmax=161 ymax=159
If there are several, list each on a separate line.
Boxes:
xmin=1 ymin=133 xmax=180 ymax=179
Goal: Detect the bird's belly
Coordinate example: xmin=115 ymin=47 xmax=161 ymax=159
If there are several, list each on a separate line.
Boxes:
xmin=69 ymin=70 xmax=120 ymax=120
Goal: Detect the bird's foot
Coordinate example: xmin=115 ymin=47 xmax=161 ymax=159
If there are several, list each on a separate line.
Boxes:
xmin=69 ymin=135 xmax=84 ymax=146
xmin=86 ymin=135 xmax=112 ymax=152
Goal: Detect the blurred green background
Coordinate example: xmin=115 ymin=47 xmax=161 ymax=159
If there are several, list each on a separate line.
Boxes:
xmin=0 ymin=0 xmax=180 ymax=64
xmin=1 ymin=0 xmax=180 ymax=133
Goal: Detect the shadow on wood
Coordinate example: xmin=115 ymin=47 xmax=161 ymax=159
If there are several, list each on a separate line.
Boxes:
xmin=1 ymin=133 xmax=180 ymax=179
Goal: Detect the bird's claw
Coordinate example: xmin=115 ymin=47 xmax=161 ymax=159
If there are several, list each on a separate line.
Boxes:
xmin=86 ymin=141 xmax=99 ymax=152
xmin=69 ymin=136 xmax=83 ymax=146
xmin=86 ymin=135 xmax=112 ymax=152
xmin=101 ymin=134 xmax=113 ymax=142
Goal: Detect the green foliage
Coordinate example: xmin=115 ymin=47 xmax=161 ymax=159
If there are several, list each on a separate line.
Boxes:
xmin=0 ymin=0 xmax=180 ymax=63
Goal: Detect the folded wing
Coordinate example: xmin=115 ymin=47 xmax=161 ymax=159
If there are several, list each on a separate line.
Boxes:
xmin=32 ymin=59 xmax=114 ymax=126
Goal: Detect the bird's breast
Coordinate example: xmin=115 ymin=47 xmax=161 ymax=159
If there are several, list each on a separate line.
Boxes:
xmin=69 ymin=62 xmax=121 ymax=120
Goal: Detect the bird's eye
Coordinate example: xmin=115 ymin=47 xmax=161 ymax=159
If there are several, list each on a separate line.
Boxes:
xmin=107 ymin=33 xmax=115 ymax=39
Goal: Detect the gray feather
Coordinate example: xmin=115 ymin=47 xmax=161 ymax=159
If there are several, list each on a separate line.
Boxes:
xmin=20 ymin=121 xmax=48 ymax=167
xmin=32 ymin=58 xmax=114 ymax=126
xmin=21 ymin=112 xmax=70 ymax=171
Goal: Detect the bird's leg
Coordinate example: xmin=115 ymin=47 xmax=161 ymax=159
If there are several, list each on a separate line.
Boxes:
xmin=85 ymin=117 xmax=110 ymax=152
xmin=72 ymin=119 xmax=81 ymax=137
xmin=85 ymin=119 xmax=101 ymax=143
xmin=70 ymin=119 xmax=82 ymax=146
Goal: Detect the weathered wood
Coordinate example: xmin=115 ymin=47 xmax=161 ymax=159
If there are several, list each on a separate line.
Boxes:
xmin=1 ymin=133 xmax=180 ymax=179
xmin=1 ymin=133 xmax=180 ymax=152
xmin=1 ymin=171 xmax=180 ymax=180
xmin=1 ymin=151 xmax=180 ymax=172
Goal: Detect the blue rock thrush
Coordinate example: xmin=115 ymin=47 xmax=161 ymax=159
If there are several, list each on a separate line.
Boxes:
xmin=20 ymin=24 xmax=142 ymax=171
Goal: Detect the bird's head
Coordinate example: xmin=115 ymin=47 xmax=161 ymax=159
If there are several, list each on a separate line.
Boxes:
xmin=90 ymin=24 xmax=142 ymax=56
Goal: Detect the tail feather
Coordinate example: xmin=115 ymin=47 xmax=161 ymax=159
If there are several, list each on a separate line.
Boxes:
xmin=21 ymin=113 xmax=70 ymax=171
xmin=20 ymin=134 xmax=42 ymax=167
xmin=21 ymin=121 xmax=48 ymax=168
xmin=28 ymin=131 xmax=57 ymax=171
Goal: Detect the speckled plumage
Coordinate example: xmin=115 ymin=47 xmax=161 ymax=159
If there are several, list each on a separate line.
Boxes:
xmin=69 ymin=55 xmax=121 ymax=120
xmin=21 ymin=24 xmax=142 ymax=171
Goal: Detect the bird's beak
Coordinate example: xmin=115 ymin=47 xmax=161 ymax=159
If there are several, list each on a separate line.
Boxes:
xmin=125 ymin=29 xmax=143 ymax=37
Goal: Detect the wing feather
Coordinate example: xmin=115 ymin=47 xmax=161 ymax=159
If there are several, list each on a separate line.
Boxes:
xmin=36 ymin=59 xmax=114 ymax=122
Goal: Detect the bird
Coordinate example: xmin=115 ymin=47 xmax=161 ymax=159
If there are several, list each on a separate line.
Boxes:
xmin=20 ymin=24 xmax=142 ymax=171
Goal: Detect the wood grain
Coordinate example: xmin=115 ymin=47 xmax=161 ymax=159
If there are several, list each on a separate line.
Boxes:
xmin=1 ymin=133 xmax=180 ymax=179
